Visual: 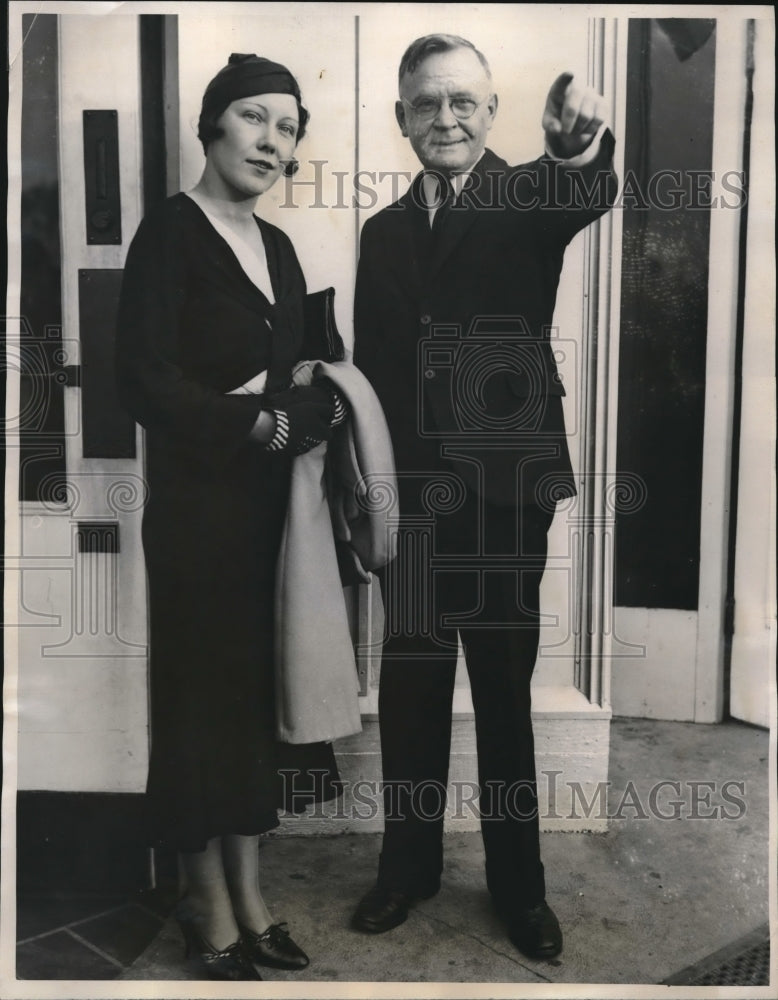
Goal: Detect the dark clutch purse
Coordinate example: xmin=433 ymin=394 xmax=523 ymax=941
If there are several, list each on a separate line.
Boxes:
xmin=302 ymin=287 xmax=346 ymax=363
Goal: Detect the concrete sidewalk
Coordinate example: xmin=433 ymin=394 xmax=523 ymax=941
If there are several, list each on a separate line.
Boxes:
xmin=121 ymin=718 xmax=772 ymax=988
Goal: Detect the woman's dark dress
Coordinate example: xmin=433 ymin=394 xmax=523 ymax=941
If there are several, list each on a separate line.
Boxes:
xmin=117 ymin=193 xmax=339 ymax=852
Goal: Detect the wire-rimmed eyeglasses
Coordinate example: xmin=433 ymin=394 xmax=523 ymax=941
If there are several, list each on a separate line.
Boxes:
xmin=401 ymin=96 xmax=488 ymax=121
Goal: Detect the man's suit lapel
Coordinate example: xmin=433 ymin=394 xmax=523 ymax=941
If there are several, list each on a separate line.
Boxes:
xmin=385 ymin=151 xmax=509 ymax=293
xmin=383 ymin=175 xmax=427 ymax=300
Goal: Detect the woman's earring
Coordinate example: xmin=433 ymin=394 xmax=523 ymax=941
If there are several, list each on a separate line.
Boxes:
xmin=283 ymin=159 xmax=300 ymax=177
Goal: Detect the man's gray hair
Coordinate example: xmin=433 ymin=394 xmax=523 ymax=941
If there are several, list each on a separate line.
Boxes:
xmin=398 ymin=34 xmax=492 ymax=87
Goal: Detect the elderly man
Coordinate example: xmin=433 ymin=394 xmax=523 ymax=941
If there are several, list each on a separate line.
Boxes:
xmin=351 ymin=33 xmax=617 ymax=959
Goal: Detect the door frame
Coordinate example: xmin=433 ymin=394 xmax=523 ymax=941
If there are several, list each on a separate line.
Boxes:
xmin=609 ymin=13 xmax=756 ymax=723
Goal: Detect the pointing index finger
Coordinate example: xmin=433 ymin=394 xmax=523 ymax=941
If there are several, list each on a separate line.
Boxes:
xmin=547 ymin=72 xmax=575 ymax=108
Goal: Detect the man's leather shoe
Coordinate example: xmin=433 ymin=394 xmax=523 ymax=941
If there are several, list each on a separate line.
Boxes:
xmin=352 ymin=883 xmax=438 ymax=933
xmin=504 ymin=901 xmax=563 ymax=960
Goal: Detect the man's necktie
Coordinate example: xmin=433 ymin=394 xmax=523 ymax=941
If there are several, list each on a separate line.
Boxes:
xmin=431 ymin=175 xmax=453 ymax=235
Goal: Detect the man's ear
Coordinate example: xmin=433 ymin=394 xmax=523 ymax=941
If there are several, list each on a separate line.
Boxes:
xmin=395 ymin=100 xmax=409 ymax=137
xmin=487 ymin=92 xmax=499 ymax=130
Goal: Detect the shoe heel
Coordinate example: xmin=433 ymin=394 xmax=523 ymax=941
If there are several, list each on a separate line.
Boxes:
xmin=175 ymin=915 xmax=262 ymax=980
xmin=177 ymin=918 xmax=195 ymax=959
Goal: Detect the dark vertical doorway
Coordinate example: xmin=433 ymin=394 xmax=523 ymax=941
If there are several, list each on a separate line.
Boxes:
xmin=139 ymin=14 xmax=180 ymax=212
xmin=19 ymin=13 xmax=66 ymax=504
xmin=615 ymin=18 xmax=717 ymax=610
xmin=138 ymin=12 xmax=180 ymax=891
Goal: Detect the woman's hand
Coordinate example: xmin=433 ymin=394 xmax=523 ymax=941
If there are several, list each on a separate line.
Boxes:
xmin=261 ymin=384 xmax=336 ymax=455
xmin=312 ymin=376 xmax=349 ymax=429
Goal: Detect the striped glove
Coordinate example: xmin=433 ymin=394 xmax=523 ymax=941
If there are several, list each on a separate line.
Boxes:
xmin=313 ymin=376 xmax=349 ymax=429
xmin=264 ymin=384 xmax=335 ymax=456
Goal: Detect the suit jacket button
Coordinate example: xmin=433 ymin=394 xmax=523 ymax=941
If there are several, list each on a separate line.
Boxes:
xmin=424 ymin=369 xmax=436 ymax=379
xmin=420 ymin=314 xmax=432 ymax=325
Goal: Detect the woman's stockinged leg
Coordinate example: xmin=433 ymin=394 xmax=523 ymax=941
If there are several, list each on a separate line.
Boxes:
xmin=222 ymin=833 xmax=310 ymax=970
xmin=222 ymin=834 xmax=274 ymax=934
xmin=179 ymin=837 xmax=241 ymax=950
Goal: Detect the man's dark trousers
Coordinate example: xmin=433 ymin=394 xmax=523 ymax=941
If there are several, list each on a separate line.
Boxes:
xmin=375 ymin=484 xmax=554 ymax=914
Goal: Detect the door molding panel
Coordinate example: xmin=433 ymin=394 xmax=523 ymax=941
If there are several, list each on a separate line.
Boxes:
xmin=14 ymin=11 xmax=150 ymax=793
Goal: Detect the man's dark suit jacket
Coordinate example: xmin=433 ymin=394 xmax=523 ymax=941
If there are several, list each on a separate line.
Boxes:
xmin=353 ymin=133 xmax=617 ymax=513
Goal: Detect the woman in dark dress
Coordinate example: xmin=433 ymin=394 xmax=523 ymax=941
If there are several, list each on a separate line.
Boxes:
xmin=116 ymin=54 xmax=343 ymax=981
